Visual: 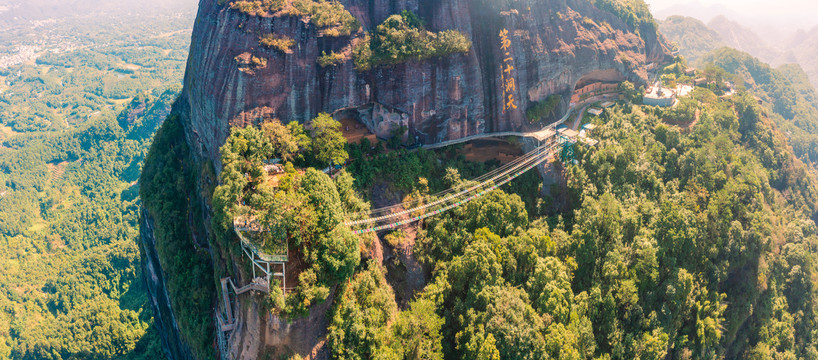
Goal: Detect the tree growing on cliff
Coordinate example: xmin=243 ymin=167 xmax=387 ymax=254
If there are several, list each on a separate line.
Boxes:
xmin=261 ymin=119 xmax=303 ymax=162
xmin=309 ymin=113 xmax=348 ymax=168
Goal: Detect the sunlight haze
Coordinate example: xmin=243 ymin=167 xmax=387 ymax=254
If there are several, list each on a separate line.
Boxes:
xmin=648 ymin=0 xmax=818 ymax=30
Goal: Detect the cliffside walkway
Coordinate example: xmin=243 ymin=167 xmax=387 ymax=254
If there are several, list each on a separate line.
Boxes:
xmin=419 ymin=103 xmax=576 ymax=151
xmin=215 ymin=276 xmax=270 ymax=359
xmin=345 ymin=128 xmax=585 ymax=234
xmin=217 ymin=277 xmax=269 ymax=332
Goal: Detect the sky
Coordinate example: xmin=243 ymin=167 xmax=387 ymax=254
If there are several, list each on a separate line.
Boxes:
xmin=645 ymin=0 xmax=818 ymax=31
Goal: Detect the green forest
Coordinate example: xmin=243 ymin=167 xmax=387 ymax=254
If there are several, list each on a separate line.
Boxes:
xmin=0 ymin=11 xmax=192 ymax=360
xmin=137 ymin=54 xmax=818 ymax=358
xmin=5 ymin=0 xmax=818 ymax=358
xmin=334 ymin=92 xmax=818 ymax=358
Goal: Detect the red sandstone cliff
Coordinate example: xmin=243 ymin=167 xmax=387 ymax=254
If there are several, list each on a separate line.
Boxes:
xmin=178 ymin=0 xmax=670 ymax=165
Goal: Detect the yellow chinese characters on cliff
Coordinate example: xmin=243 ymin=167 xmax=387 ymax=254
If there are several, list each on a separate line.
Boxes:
xmin=499 ymin=28 xmax=517 ymax=114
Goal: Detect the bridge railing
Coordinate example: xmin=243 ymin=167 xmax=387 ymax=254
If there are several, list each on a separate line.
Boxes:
xmin=233 ymin=216 xmax=288 ymax=263
xmin=350 ymin=140 xmax=565 ymax=234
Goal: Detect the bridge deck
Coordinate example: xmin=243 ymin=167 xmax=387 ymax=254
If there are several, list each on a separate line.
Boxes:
xmin=346 ymin=134 xmax=574 ymax=233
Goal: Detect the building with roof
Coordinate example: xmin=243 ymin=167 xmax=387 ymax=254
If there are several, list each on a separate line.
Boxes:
xmin=643 ymin=86 xmax=676 ymax=107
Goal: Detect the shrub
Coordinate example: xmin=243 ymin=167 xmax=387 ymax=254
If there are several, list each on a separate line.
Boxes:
xmin=289 ymin=0 xmax=360 ymax=37
xmin=384 ymin=229 xmax=407 ymax=248
xmin=526 ymin=94 xmax=562 ymax=123
xmin=352 ymin=35 xmax=373 ymax=71
xmin=229 ymin=0 xmax=284 ymax=15
xmin=250 ymin=56 xmax=267 ymax=68
xmin=259 ymin=33 xmax=295 ymax=53
xmin=318 ymin=51 xmax=345 ymax=67
xmin=353 ymin=10 xmax=471 ymax=71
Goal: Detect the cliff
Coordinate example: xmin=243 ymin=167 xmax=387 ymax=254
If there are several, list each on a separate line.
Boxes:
xmin=140 ymin=0 xmax=671 ymax=358
xmin=180 ymin=0 xmax=670 ymax=164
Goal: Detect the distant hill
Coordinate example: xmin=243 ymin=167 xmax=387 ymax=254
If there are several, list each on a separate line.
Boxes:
xmin=659 ymin=14 xmax=818 ymax=90
xmin=653 ymin=1 xmax=734 ymax=25
xmin=658 ymin=16 xmax=725 ymax=61
xmin=775 ymin=27 xmax=818 ymax=93
xmin=658 ymin=15 xmax=780 ymax=64
xmin=707 ymin=15 xmax=779 ymax=64
xmin=700 ymin=47 xmax=818 ymax=166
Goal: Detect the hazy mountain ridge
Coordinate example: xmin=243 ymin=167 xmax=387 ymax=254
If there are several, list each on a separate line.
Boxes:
xmin=707 ymin=15 xmax=779 ymax=64
xmin=658 ymin=15 xmax=725 ymax=60
xmin=699 ymin=47 xmax=818 ymax=166
xmin=659 ymin=14 xmax=818 ymax=90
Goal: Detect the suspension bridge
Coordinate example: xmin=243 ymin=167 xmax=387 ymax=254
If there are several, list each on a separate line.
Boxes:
xmin=344 ymin=130 xmax=573 ymax=234
xmin=216 ymin=121 xmax=594 ymax=359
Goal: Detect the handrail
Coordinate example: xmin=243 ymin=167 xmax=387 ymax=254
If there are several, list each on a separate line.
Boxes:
xmin=350 ymin=140 xmax=565 ymax=234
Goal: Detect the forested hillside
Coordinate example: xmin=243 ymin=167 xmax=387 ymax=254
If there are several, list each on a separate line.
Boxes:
xmin=658 ymin=16 xmax=725 ymax=61
xmin=141 ymin=76 xmax=818 ymax=359
xmin=700 ymin=47 xmax=818 ymax=169
xmin=324 ymin=91 xmax=818 ymax=359
xmin=0 ymin=10 xmax=193 ymax=359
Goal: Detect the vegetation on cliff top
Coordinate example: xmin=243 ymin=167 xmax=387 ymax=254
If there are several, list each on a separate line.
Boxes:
xmin=230 ymin=0 xmax=360 ymax=37
xmin=591 ymin=0 xmax=658 ymax=44
xmin=212 ymin=114 xmax=359 ymax=317
xmin=353 ymin=11 xmax=472 ymax=71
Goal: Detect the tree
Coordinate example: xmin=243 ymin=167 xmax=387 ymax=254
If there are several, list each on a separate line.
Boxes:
xmin=261 ymin=119 xmax=300 ymax=162
xmin=377 ymin=298 xmax=445 ymax=359
xmin=310 ymin=113 xmax=348 ymax=167
xmin=459 ymin=286 xmax=548 ymax=360
xmin=299 ymin=168 xmax=344 ymax=234
xmin=619 ymin=80 xmax=640 ymax=103
xmin=313 ymin=225 xmax=360 ymax=282
xmin=287 ymin=121 xmax=312 ymax=158
xmin=328 ymin=263 xmax=397 ymax=359
xmin=526 ymin=256 xmax=574 ymax=324
xmin=461 ymin=190 xmax=528 ymax=237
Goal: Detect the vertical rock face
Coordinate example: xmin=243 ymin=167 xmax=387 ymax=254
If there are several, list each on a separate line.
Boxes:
xmin=179 ymin=0 xmax=670 ymax=165
xmin=141 ymin=0 xmax=670 ymax=357
xmin=140 ymin=210 xmax=194 ymax=360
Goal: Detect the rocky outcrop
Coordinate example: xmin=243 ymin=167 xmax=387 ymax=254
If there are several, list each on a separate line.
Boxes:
xmin=139 ymin=210 xmax=195 ymax=360
xmin=179 ymin=0 xmax=670 ymax=165
xmin=141 ymin=0 xmax=671 ymax=358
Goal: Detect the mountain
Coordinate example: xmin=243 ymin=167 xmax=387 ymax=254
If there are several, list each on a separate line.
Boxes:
xmin=658 ymin=15 xmax=725 ymax=60
xmin=707 ymin=15 xmax=779 ymax=64
xmin=775 ymin=27 xmax=818 ymax=92
xmin=139 ymin=0 xmax=672 ymax=358
xmin=659 ymin=13 xmax=818 ymax=92
xmin=700 ymin=47 xmax=818 ymax=166
xmin=655 ymin=12 xmax=818 ymax=90
xmin=136 ymin=0 xmax=818 ymax=359
xmin=178 ymin=0 xmax=670 ymax=164
xmin=657 ymin=15 xmax=780 ymax=65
